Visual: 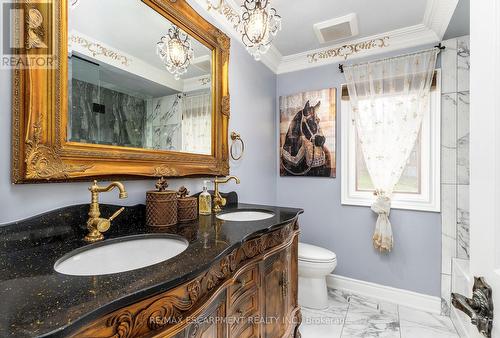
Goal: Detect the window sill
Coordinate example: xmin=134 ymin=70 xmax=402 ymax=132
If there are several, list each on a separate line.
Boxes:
xmin=341 ymin=193 xmax=441 ymax=212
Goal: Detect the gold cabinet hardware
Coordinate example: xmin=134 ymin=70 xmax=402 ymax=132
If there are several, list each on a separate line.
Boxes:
xmin=213 ymin=176 xmax=240 ymax=213
xmin=84 ymin=181 xmax=128 ymax=242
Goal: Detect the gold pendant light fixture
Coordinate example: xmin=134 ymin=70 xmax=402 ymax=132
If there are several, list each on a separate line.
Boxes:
xmin=157 ymin=25 xmax=194 ymax=80
xmin=240 ymin=0 xmax=281 ymax=61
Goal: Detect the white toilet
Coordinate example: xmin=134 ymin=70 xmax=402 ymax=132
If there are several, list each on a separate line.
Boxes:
xmin=298 ymin=242 xmax=337 ymax=310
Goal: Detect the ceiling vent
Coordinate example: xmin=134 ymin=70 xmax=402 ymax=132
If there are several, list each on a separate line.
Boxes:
xmin=313 ymin=13 xmax=359 ymax=44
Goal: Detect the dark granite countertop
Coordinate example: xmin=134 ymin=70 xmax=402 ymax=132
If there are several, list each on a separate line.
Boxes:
xmin=0 ymin=202 xmax=302 ymax=337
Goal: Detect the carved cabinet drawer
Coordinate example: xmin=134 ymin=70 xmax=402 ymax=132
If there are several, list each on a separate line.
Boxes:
xmin=229 ymin=290 xmax=260 ymax=338
xmin=228 ymin=264 xmax=259 ymax=305
xmin=234 ymin=322 xmax=259 ymax=338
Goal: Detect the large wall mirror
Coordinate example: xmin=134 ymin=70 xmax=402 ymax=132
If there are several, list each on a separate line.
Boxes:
xmin=12 ymin=0 xmax=231 ymax=183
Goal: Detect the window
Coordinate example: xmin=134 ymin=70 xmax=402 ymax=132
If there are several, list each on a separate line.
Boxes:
xmin=356 ymin=132 xmax=421 ymax=194
xmin=340 ymin=71 xmax=441 ymax=212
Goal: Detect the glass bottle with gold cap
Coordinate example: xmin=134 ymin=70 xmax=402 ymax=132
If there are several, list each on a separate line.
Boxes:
xmin=198 ymin=180 xmax=212 ymax=215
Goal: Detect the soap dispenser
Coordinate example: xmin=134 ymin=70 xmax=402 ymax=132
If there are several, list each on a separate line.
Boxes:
xmin=199 ymin=180 xmax=212 ymax=215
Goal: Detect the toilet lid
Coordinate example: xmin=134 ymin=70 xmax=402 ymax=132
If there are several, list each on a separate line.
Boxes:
xmin=298 ymin=243 xmax=337 ymax=263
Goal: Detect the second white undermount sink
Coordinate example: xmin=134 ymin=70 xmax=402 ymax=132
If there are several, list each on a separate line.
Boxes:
xmin=54 ymin=234 xmax=188 ymax=276
xmin=216 ymin=210 xmax=275 ymax=222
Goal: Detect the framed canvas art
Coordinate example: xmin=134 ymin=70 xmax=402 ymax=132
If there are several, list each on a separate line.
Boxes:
xmin=280 ymin=88 xmax=336 ymax=177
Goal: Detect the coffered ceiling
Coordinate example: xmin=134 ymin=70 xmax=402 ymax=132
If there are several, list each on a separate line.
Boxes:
xmin=190 ymin=0 xmax=469 ymax=74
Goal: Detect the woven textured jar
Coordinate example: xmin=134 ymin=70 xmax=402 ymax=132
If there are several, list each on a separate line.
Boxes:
xmin=178 ymin=197 xmax=198 ymax=223
xmin=146 ymin=178 xmax=178 ymax=227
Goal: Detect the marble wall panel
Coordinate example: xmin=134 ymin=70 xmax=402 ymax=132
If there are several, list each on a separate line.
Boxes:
xmin=457 ymin=36 xmax=470 ymax=92
xmin=440 ymin=36 xmax=470 ymax=316
xmin=457 ymin=92 xmax=470 ymax=185
xmin=70 ymin=79 xmax=146 ymax=148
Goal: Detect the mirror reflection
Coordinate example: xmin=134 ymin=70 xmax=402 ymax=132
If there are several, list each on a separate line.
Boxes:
xmin=68 ymin=0 xmax=213 ymax=155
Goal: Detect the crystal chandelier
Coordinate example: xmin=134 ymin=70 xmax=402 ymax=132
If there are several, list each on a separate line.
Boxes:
xmin=240 ymin=0 xmax=281 ymax=61
xmin=157 ymin=25 xmax=194 ymax=80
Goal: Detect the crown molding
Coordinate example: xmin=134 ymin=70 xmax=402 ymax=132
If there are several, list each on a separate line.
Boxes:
xmin=277 ymin=24 xmax=438 ymax=74
xmin=69 ymin=30 xmax=184 ymax=92
xmin=260 ymin=44 xmax=282 ymax=73
xmin=423 ymin=0 xmax=459 ymax=39
xmin=183 ymin=74 xmax=211 ymax=92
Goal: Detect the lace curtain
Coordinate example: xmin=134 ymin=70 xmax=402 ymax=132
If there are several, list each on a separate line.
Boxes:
xmin=182 ymin=92 xmax=212 ymax=155
xmin=344 ymin=49 xmax=438 ymax=252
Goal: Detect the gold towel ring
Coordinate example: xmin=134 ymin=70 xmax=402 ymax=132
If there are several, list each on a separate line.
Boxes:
xmin=230 ymin=132 xmax=245 ymax=161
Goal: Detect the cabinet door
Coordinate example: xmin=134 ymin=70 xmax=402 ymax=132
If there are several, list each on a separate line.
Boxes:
xmin=229 ymin=291 xmax=260 ymax=338
xmin=183 ymin=292 xmax=226 ymax=338
xmin=228 ymin=263 xmax=261 ymax=338
xmin=263 ymin=247 xmax=291 ymax=338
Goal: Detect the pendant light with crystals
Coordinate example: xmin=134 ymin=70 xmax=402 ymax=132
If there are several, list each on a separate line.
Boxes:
xmin=157 ymin=25 xmax=194 ymax=80
xmin=240 ymin=0 xmax=281 ymax=61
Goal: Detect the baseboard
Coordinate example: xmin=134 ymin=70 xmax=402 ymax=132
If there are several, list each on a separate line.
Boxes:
xmin=326 ymin=274 xmax=442 ymax=314
xmin=451 ymin=307 xmax=472 ymax=338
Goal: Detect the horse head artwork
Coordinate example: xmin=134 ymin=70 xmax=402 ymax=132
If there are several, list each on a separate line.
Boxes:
xmin=281 ymin=100 xmax=332 ymax=177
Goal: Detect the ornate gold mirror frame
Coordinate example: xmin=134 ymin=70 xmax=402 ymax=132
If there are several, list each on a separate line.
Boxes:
xmin=12 ymin=0 xmax=230 ymax=183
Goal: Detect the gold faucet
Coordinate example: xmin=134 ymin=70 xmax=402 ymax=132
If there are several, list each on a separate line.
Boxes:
xmin=84 ymin=180 xmax=128 ymax=242
xmin=213 ymin=176 xmax=240 ymax=213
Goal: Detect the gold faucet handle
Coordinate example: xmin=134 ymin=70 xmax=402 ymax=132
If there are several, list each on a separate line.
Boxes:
xmin=108 ymin=207 xmax=125 ymax=222
xmin=214 ymin=194 xmax=227 ymax=205
xmin=96 ymin=219 xmax=111 ymax=233
xmin=97 ymin=207 xmax=125 ymax=233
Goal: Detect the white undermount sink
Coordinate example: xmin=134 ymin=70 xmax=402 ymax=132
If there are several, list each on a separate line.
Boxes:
xmin=54 ymin=234 xmax=188 ymax=276
xmin=216 ymin=210 xmax=275 ymax=222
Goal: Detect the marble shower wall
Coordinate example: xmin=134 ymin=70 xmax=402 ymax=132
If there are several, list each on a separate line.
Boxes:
xmin=70 ymin=79 xmax=147 ymax=148
xmin=440 ymin=36 xmax=470 ymax=315
xmin=145 ymin=94 xmax=183 ymax=151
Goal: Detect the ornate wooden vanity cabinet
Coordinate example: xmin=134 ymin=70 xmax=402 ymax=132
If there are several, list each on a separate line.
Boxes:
xmin=72 ymin=221 xmax=301 ymax=338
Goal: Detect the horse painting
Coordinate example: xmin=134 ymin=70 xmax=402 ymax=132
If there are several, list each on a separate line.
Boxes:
xmin=280 ymin=89 xmax=336 ymax=177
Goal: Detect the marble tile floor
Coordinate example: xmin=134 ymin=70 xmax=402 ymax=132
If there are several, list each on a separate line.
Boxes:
xmin=300 ymin=289 xmax=459 ymax=338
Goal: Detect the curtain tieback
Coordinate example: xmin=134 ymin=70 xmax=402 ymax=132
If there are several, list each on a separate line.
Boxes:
xmin=371 ymin=195 xmax=391 ymax=215
xmin=371 ymin=195 xmax=393 ymax=253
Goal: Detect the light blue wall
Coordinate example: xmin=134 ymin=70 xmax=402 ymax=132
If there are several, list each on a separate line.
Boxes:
xmin=276 ymin=46 xmax=442 ymax=297
xmin=0 ymin=42 xmax=277 ymax=224
xmin=226 ymin=43 xmax=278 ymax=205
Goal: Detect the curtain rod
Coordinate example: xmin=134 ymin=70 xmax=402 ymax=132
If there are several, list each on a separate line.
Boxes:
xmin=338 ymin=43 xmax=445 ymax=73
